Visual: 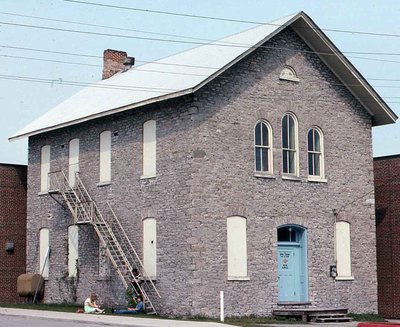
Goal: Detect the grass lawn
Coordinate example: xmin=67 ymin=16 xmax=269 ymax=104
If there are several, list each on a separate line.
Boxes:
xmin=0 ymin=303 xmax=314 ymax=325
xmin=224 ymin=316 xmax=305 ymax=327
xmin=348 ymin=313 xmax=386 ymax=322
xmin=0 ymin=303 xmax=81 ymax=312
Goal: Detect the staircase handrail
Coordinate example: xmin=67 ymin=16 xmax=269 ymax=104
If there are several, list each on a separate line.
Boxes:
xmin=107 ymin=201 xmax=161 ymax=298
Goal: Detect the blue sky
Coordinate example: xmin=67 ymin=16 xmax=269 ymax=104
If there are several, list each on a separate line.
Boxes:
xmin=1 ymin=0 xmax=400 ymax=164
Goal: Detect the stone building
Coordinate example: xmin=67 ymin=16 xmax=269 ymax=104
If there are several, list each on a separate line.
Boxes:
xmin=9 ymin=12 xmax=397 ymax=317
xmin=0 ymin=163 xmax=27 ymax=303
xmin=374 ymin=155 xmax=400 ymax=318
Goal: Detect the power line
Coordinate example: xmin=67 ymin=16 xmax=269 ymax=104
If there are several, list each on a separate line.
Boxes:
xmin=2 ymin=20 xmax=400 ymax=58
xmin=0 ymin=11 xmax=215 ymax=43
xmin=0 ymin=54 xmax=102 ymax=67
xmin=0 ymin=74 xmax=179 ymax=92
xmin=3 ymin=44 xmax=400 ymax=71
xmin=4 ymin=53 xmax=400 ymax=84
xmin=1 ymin=74 xmax=400 ymax=104
xmin=0 ymin=45 xmax=219 ymax=69
xmin=64 ymin=0 xmax=400 ymax=39
xmin=2 ymin=11 xmax=400 ymax=59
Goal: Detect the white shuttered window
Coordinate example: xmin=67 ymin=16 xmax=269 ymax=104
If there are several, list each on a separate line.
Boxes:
xmin=335 ymin=221 xmax=353 ymax=279
xmin=227 ymin=216 xmax=248 ymax=279
xmin=99 ymin=131 xmax=111 ymax=183
xmin=40 ymin=145 xmax=50 ymax=192
xmin=39 ymin=228 xmax=50 ymax=278
xmin=143 ymin=218 xmax=157 ymax=279
xmin=142 ymin=120 xmax=156 ymax=178
xmin=68 ymin=138 xmax=79 ymax=187
xmin=68 ymin=225 xmax=79 ymax=277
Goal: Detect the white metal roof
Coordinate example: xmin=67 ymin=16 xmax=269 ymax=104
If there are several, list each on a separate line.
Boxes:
xmin=9 ymin=12 xmax=397 ymax=140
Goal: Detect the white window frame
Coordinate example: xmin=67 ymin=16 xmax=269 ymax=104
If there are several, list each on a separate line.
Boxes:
xmin=40 ymin=145 xmax=51 ymax=192
xmin=39 ymin=228 xmax=50 ymax=278
xmin=254 ymin=120 xmax=273 ymax=175
xmin=142 ymin=120 xmax=157 ymax=179
xmin=68 ymin=225 xmax=79 ymax=277
xmin=281 ymin=113 xmax=299 ymax=177
xmin=335 ymin=221 xmax=354 ymax=280
xmin=227 ymin=216 xmax=249 ymax=280
xmin=143 ymin=218 xmax=157 ymax=279
xmin=307 ymin=127 xmax=325 ymax=181
xmin=99 ymin=131 xmax=111 ymax=184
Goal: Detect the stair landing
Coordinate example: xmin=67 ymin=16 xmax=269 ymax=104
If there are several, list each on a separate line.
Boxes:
xmin=273 ymin=307 xmax=351 ymax=323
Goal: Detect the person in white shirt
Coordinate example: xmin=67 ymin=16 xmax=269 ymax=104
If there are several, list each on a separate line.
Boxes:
xmin=84 ymin=293 xmax=104 ymax=313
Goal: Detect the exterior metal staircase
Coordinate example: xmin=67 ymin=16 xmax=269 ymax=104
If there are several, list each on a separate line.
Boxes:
xmin=48 ymin=171 xmax=161 ymax=314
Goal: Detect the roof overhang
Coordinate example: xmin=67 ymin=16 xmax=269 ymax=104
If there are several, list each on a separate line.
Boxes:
xmin=290 ymin=13 xmax=397 ymax=126
xmin=9 ymin=12 xmax=396 ymax=141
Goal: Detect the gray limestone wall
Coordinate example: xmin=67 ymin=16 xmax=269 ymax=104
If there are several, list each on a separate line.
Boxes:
xmin=26 ymin=27 xmax=377 ymax=317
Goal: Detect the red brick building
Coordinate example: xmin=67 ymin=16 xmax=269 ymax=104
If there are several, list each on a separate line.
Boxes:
xmin=0 ymin=163 xmax=27 ymax=303
xmin=374 ymin=155 xmax=400 ymax=318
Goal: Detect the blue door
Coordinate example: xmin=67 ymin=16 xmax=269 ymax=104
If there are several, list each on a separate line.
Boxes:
xmin=277 ymin=226 xmax=308 ymax=302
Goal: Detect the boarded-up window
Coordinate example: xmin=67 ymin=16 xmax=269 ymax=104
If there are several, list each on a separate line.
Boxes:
xmin=142 ymin=120 xmax=156 ymax=178
xmin=69 ymin=138 xmax=79 ymax=187
xmin=39 ymin=228 xmax=50 ymax=278
xmin=98 ymin=241 xmax=111 ymax=277
xmin=143 ymin=218 xmax=157 ymax=279
xmin=99 ymin=131 xmax=111 ymax=183
xmin=40 ymin=145 xmax=50 ymax=192
xmin=68 ymin=225 xmax=79 ymax=277
xmin=335 ymin=221 xmax=352 ymax=278
xmin=227 ymin=216 xmax=248 ymax=279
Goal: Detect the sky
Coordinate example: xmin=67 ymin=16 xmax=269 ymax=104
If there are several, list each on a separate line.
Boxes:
xmin=1 ymin=0 xmax=400 ymax=164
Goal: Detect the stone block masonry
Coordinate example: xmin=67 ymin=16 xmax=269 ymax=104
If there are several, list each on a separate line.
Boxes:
xmin=0 ymin=164 xmax=27 ymax=303
xmin=26 ymin=27 xmax=377 ymax=317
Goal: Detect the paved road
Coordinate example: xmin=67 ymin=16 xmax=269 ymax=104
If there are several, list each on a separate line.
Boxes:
xmin=0 ymin=315 xmax=110 ymax=327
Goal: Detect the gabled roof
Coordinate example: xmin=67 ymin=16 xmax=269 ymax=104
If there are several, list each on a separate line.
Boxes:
xmin=10 ymin=12 xmax=397 ymax=141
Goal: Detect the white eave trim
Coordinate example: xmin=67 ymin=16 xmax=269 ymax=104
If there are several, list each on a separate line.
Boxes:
xmin=292 ymin=14 xmax=397 ymax=126
xmin=9 ymin=88 xmax=194 ymax=141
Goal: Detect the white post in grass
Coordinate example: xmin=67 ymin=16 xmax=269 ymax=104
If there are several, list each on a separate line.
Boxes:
xmin=220 ymin=291 xmax=224 ymax=322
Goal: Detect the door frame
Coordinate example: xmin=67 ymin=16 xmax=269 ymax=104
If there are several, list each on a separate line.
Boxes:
xmin=277 ymin=224 xmax=309 ymax=303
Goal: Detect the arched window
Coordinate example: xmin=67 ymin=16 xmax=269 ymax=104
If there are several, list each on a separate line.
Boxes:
xmin=254 ymin=121 xmax=273 ymax=174
xmin=335 ymin=221 xmax=353 ymax=279
xmin=282 ymin=113 xmax=298 ymax=175
xmin=227 ymin=216 xmax=248 ymax=279
xmin=40 ymin=145 xmax=50 ymax=192
xmin=39 ymin=228 xmax=50 ymax=278
xmin=99 ymin=131 xmax=111 ymax=183
xmin=68 ymin=225 xmax=79 ymax=277
xmin=68 ymin=138 xmax=79 ymax=187
xmin=143 ymin=218 xmax=157 ymax=279
xmin=142 ymin=120 xmax=157 ymax=178
xmin=308 ymin=128 xmax=324 ymax=179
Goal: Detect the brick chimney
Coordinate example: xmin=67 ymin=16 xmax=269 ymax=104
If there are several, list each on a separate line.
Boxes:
xmin=102 ymin=49 xmax=135 ymax=80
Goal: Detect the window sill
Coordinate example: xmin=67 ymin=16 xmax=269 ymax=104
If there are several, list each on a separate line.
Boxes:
xmin=228 ymin=276 xmax=250 ymax=281
xmin=96 ymin=181 xmax=111 ymax=187
xmin=140 ymin=175 xmax=156 ymax=180
xmin=335 ymin=276 xmax=354 ymax=281
xmin=282 ymin=175 xmax=301 ymax=182
xmin=38 ymin=191 xmax=49 ymax=196
xmin=254 ymin=173 xmax=276 ymax=179
xmin=307 ymin=177 xmax=327 ymax=183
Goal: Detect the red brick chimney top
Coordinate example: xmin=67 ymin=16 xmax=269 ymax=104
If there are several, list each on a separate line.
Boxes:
xmin=102 ymin=49 xmax=135 ymax=80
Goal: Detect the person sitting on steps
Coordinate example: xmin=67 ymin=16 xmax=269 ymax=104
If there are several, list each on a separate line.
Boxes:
xmin=112 ymin=295 xmax=144 ymax=314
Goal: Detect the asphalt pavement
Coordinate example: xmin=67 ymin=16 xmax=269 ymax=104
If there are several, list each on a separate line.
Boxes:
xmin=0 ymin=307 xmax=230 ymax=327
xmin=2 ymin=307 xmax=399 ymax=327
